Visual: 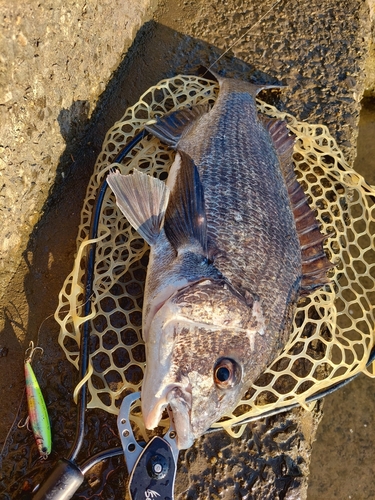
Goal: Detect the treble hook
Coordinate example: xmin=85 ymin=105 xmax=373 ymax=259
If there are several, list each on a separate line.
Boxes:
xmin=24 ymin=341 xmax=43 ymax=364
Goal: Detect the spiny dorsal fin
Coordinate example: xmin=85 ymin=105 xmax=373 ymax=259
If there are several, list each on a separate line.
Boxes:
xmin=262 ymin=117 xmax=295 ymax=181
xmin=107 ymin=169 xmax=169 ymax=246
xmin=288 ymin=171 xmax=333 ymax=293
xmin=263 ymin=117 xmax=332 ymax=292
xmin=164 ymin=151 xmax=207 ymax=255
xmin=145 ymin=104 xmax=210 ymax=148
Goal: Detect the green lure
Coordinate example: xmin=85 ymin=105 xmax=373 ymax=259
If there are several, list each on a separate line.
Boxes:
xmin=23 ymin=342 xmax=51 ymax=460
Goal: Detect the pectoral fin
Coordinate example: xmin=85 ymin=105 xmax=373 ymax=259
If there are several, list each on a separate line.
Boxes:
xmin=107 ymin=169 xmax=170 ymax=246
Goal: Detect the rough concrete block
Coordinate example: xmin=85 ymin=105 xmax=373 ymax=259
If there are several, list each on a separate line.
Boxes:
xmin=0 ymin=0 xmax=157 ymax=300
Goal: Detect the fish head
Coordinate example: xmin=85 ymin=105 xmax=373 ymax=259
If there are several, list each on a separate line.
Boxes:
xmin=141 ymin=279 xmax=266 ymax=449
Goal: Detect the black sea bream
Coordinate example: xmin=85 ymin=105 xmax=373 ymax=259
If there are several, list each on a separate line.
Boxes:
xmin=107 ymin=72 xmax=331 ymax=449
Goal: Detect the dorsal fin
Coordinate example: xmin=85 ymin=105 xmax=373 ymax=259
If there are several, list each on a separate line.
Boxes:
xmin=262 ymin=117 xmax=296 ymax=180
xmin=164 ymin=151 xmax=207 ymax=255
xmin=145 ymin=104 xmax=210 ymax=149
xmin=264 ymin=118 xmax=332 ymax=292
xmin=107 ymin=169 xmax=169 ymax=246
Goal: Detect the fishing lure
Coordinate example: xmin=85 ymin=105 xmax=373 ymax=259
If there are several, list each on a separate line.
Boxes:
xmin=21 ymin=341 xmax=52 ymax=460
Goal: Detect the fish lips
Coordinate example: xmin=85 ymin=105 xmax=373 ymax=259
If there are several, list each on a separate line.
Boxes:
xmin=167 ymin=387 xmax=195 ymax=450
xmin=142 ymin=384 xmax=194 ymax=450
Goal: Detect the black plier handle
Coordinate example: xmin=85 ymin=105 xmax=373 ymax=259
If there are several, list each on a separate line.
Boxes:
xmin=117 ymin=392 xmax=179 ymax=500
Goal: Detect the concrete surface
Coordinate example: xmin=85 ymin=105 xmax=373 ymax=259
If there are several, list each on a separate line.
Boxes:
xmin=308 ymin=98 xmax=375 ymax=500
xmin=364 ymin=0 xmax=375 ymax=96
xmin=0 ymin=0 xmax=158 ymax=301
xmin=0 ymin=0 xmax=374 ymax=499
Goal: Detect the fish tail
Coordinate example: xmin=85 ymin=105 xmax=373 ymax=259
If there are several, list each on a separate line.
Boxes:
xmin=207 ymin=68 xmax=284 ymax=99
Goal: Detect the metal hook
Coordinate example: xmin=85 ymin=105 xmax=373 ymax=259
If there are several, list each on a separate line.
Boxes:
xmin=17 ymin=415 xmax=31 ymax=431
xmin=24 ymin=341 xmax=44 ymax=364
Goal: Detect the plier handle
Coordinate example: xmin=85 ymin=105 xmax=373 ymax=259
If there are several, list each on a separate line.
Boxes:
xmin=117 ymin=392 xmax=179 ymax=500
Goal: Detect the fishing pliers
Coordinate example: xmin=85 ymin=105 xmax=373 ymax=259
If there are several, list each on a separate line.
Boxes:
xmin=117 ymin=392 xmax=179 ymax=500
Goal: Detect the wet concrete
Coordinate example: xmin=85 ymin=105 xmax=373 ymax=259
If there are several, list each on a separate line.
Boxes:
xmin=0 ymin=1 xmax=374 ymax=499
xmin=308 ymin=98 xmax=375 ymax=500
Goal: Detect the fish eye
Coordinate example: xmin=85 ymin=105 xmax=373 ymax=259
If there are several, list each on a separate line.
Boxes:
xmin=213 ymin=358 xmax=241 ymax=389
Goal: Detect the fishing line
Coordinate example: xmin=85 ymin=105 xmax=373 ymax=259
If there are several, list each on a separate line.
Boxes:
xmin=207 ymin=0 xmax=285 ymax=72
xmin=8 ymin=295 xmax=94 ymax=353
xmin=0 ymin=393 xmax=26 ymax=467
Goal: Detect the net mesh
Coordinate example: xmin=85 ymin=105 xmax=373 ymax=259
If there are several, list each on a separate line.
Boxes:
xmin=55 ymin=75 xmax=375 ymax=438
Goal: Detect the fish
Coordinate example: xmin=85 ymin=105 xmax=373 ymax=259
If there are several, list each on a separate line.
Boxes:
xmin=107 ymin=71 xmax=331 ymax=450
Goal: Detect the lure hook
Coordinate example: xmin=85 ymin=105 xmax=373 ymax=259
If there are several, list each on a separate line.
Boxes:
xmin=24 ymin=341 xmax=43 ymax=364
xmin=17 ymin=415 xmax=31 ymax=431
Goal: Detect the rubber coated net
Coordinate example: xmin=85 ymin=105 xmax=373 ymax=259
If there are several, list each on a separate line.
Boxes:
xmin=55 ymin=75 xmax=375 ymax=439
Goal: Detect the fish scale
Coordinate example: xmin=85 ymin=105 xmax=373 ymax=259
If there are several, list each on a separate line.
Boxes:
xmin=177 ymin=87 xmax=301 ymax=343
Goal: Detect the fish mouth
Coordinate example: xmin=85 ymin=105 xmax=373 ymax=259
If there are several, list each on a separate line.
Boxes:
xmin=167 ymin=387 xmax=195 ymax=450
xmin=142 ymin=385 xmax=194 ymax=450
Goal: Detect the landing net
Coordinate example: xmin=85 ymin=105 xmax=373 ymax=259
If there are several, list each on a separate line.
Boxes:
xmin=55 ymin=75 xmax=375 ymax=439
